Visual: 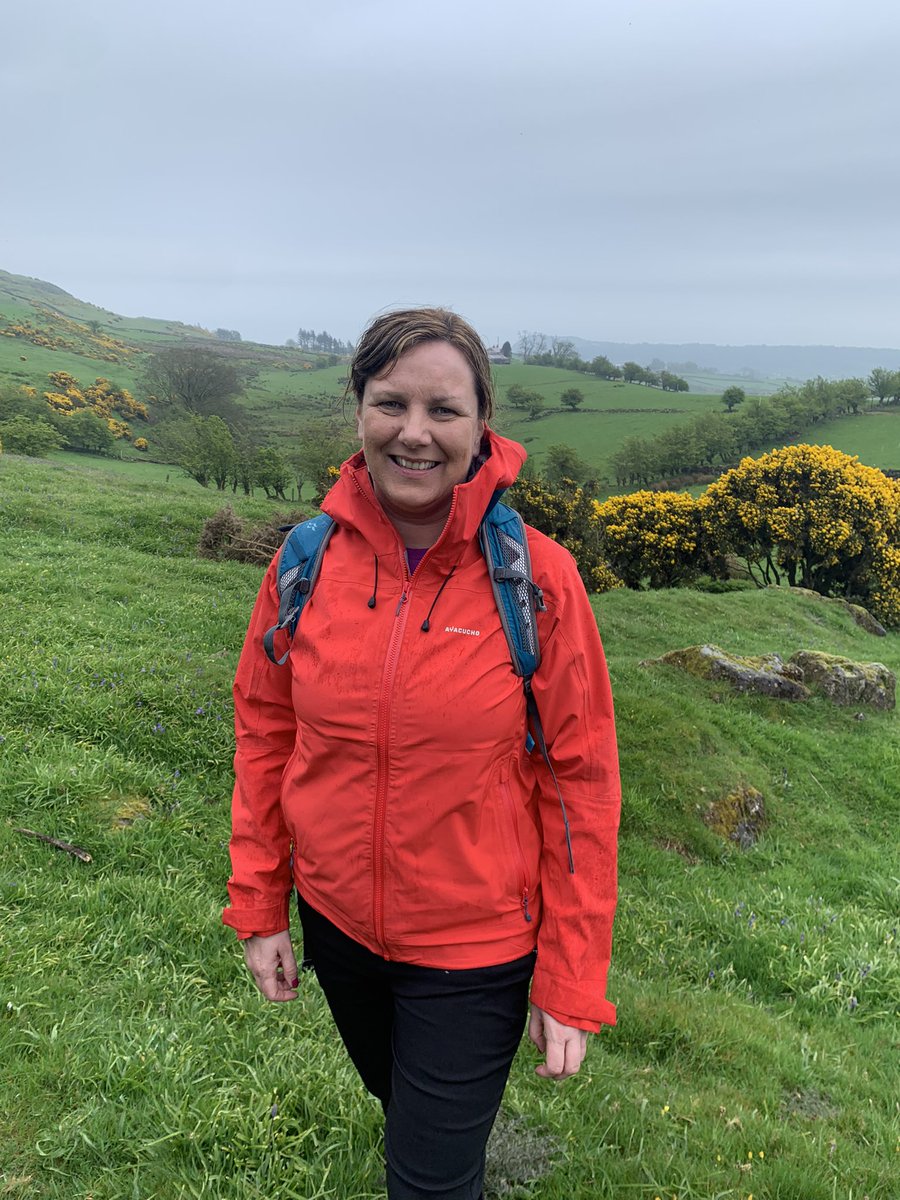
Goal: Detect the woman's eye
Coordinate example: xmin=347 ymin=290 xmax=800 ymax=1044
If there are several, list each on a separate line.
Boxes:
xmin=432 ymin=406 xmax=457 ymax=417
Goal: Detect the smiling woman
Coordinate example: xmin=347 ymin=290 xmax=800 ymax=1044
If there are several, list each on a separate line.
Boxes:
xmin=224 ymin=306 xmax=621 ymax=1200
xmin=355 ymin=341 xmax=485 ymax=547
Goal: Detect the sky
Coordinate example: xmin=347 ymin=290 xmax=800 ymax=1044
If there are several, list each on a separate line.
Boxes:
xmin=3 ymin=0 xmax=900 ymax=349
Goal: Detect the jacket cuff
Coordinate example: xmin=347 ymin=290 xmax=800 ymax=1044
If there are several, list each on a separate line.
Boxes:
xmin=222 ymin=896 xmax=291 ymax=939
xmin=530 ymin=966 xmax=617 ymax=1028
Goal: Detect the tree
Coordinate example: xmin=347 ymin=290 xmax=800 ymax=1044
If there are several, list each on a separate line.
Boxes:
xmin=141 ymin=347 xmax=247 ymax=421
xmin=868 ymin=367 xmax=895 ymax=404
xmin=528 ymin=395 xmax=546 ymax=421
xmin=721 ymin=385 xmax=746 ymax=412
xmin=517 ymin=331 xmax=547 ymax=363
xmin=543 ymin=443 xmax=592 ymax=487
xmin=590 ymin=355 xmax=622 ymax=380
xmin=253 ymin=447 xmax=291 ymax=499
xmin=501 ymin=340 xmax=512 ymax=360
xmin=0 ymin=415 xmax=65 ymax=456
xmin=161 ymin=415 xmax=236 ymax=489
xmin=506 ymin=384 xmax=539 ymax=410
xmin=560 ymin=388 xmax=584 ymax=411
xmin=659 ymin=371 xmax=689 ymax=392
xmin=289 ymin=419 xmax=356 ymax=500
xmin=550 ymin=339 xmax=578 ymax=367
xmin=215 ymin=328 xmax=242 ymax=342
xmin=64 ymin=408 xmax=116 ymax=454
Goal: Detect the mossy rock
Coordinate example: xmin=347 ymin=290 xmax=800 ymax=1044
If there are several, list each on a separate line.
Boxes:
xmin=788 ymin=650 xmax=895 ymax=710
xmin=648 ymin=644 xmax=810 ymax=701
xmin=703 ymin=784 xmax=766 ymax=849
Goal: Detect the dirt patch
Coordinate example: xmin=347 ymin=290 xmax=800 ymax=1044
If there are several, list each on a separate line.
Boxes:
xmin=780 ymin=1088 xmax=839 ymax=1121
xmin=485 ymin=1108 xmax=562 ymax=1197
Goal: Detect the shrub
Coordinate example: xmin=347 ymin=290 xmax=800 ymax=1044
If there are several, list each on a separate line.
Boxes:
xmin=698 ymin=444 xmax=900 ymax=626
xmin=508 ymin=475 xmax=618 ymax=591
xmin=593 ymin=490 xmax=706 ymax=589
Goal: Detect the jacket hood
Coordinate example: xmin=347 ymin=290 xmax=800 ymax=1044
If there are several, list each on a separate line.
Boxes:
xmin=321 ymin=428 xmax=527 ymax=561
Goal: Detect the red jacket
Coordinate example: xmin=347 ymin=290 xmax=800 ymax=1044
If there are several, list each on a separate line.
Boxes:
xmin=223 ymin=430 xmax=620 ymax=1030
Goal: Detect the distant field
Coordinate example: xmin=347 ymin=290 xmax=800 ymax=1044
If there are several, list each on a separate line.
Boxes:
xmin=678 ymin=370 xmax=785 ymax=396
xmin=787 ymin=408 xmax=900 ymax=469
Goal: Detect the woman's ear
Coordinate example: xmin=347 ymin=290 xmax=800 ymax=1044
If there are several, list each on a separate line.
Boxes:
xmin=356 ymin=402 xmax=365 ymax=441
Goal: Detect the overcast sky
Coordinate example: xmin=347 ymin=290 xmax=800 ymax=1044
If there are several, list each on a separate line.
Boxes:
xmin=3 ymin=0 xmax=899 ymax=348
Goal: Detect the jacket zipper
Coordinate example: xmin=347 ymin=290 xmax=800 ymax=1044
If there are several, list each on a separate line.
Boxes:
xmin=499 ymin=778 xmax=532 ymax=922
xmin=371 ymin=506 xmax=458 ymax=954
xmin=372 ymin=569 xmax=412 ymax=955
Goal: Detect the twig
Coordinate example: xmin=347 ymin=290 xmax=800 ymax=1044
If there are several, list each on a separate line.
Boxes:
xmin=13 ymin=827 xmax=92 ymax=863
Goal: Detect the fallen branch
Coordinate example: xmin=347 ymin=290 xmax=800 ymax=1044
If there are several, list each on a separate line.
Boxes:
xmin=13 ymin=827 xmax=92 ymax=863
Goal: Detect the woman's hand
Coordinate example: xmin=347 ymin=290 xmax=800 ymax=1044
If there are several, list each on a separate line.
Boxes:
xmin=242 ymin=931 xmax=300 ymax=1002
xmin=528 ymin=1004 xmax=589 ymax=1080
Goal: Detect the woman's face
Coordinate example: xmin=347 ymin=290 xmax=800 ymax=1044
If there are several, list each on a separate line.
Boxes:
xmin=356 ymin=340 xmax=484 ymax=530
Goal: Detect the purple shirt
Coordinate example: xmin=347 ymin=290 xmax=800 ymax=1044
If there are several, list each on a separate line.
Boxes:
xmin=406 ymin=547 xmax=428 ymax=574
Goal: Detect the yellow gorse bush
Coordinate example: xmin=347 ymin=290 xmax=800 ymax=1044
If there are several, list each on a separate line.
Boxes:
xmin=592 ymin=490 xmax=704 ymax=589
xmin=698 ymin=444 xmax=900 ymax=626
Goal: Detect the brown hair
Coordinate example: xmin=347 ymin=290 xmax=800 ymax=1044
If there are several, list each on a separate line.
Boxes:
xmin=346 ymin=308 xmax=494 ymax=422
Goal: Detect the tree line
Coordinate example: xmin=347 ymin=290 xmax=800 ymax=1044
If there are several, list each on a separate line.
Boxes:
xmin=287 ymin=328 xmax=354 ymax=354
xmin=611 ymin=374 xmax=879 ymax=488
xmin=516 ymin=332 xmax=689 ymax=392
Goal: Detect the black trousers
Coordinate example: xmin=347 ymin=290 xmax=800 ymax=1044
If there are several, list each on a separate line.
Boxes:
xmin=297 ymin=894 xmax=535 ymax=1200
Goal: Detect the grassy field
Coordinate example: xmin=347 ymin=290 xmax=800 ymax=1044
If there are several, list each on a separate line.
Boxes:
xmin=1 ymin=451 xmax=897 ymax=1199
xmin=785 ymin=409 xmax=900 ymax=470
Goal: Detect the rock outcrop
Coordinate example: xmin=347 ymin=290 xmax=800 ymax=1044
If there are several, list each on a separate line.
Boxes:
xmin=645 ymin=644 xmax=895 ymax=710
xmin=788 ymin=650 xmax=895 ymax=711
xmin=645 ymin=644 xmax=810 ymax=701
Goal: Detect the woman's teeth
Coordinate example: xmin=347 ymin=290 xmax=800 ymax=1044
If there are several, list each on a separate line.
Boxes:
xmin=394 ymin=457 xmax=436 ymax=471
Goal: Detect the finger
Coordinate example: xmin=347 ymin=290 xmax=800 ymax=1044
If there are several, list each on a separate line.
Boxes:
xmin=527 ymin=1006 xmax=546 ymax=1052
xmin=280 ymin=943 xmax=300 ymax=989
xmin=536 ymin=1030 xmax=587 ymax=1080
xmin=535 ymin=1034 xmax=567 ymax=1079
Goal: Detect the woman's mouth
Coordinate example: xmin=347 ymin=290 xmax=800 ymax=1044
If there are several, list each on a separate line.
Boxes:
xmin=391 ymin=456 xmax=439 ymax=472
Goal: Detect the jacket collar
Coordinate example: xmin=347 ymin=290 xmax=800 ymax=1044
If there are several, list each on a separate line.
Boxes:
xmin=322 ymin=428 xmax=527 ymax=566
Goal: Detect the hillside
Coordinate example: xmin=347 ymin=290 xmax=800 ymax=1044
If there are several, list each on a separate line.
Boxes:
xmin=0 ymin=449 xmax=897 ymax=1199
xmin=3 ymin=269 xmax=900 ymax=485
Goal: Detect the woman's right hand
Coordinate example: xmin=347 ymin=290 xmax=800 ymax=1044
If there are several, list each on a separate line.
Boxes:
xmin=242 ymin=931 xmax=300 ymax=1002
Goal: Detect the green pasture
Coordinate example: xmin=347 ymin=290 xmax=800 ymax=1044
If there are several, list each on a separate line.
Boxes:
xmin=787 ymin=409 xmax=900 ymax=470
xmin=1 ymin=451 xmax=898 ymax=1199
xmin=678 ymin=370 xmax=784 ymax=396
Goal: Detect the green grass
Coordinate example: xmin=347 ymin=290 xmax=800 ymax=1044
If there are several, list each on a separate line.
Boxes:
xmin=1 ymin=452 xmax=897 ymax=1198
xmin=786 ymin=409 xmax=900 ymax=470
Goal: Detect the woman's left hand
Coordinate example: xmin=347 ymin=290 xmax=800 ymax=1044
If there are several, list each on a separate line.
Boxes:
xmin=527 ymin=1005 xmax=589 ymax=1080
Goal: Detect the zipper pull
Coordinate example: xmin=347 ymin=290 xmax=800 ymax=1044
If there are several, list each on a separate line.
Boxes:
xmin=395 ymin=591 xmax=408 ymax=617
xmin=521 ymin=889 xmax=533 ymax=923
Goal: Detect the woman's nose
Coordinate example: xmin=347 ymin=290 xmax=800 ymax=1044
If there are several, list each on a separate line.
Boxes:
xmin=398 ymin=407 xmax=431 ymax=445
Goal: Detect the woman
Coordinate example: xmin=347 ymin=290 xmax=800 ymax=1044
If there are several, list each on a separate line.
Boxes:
xmin=223 ymin=308 xmax=620 ymax=1200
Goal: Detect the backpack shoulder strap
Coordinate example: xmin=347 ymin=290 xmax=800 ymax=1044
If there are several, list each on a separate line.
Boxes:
xmin=478 ymin=500 xmax=545 ymax=679
xmin=479 ymin=500 xmax=574 ymax=874
xmin=262 ymin=513 xmax=336 ymax=665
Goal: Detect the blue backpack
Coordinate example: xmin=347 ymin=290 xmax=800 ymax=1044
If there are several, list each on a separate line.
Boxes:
xmin=261 ymin=501 xmax=574 ymax=874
